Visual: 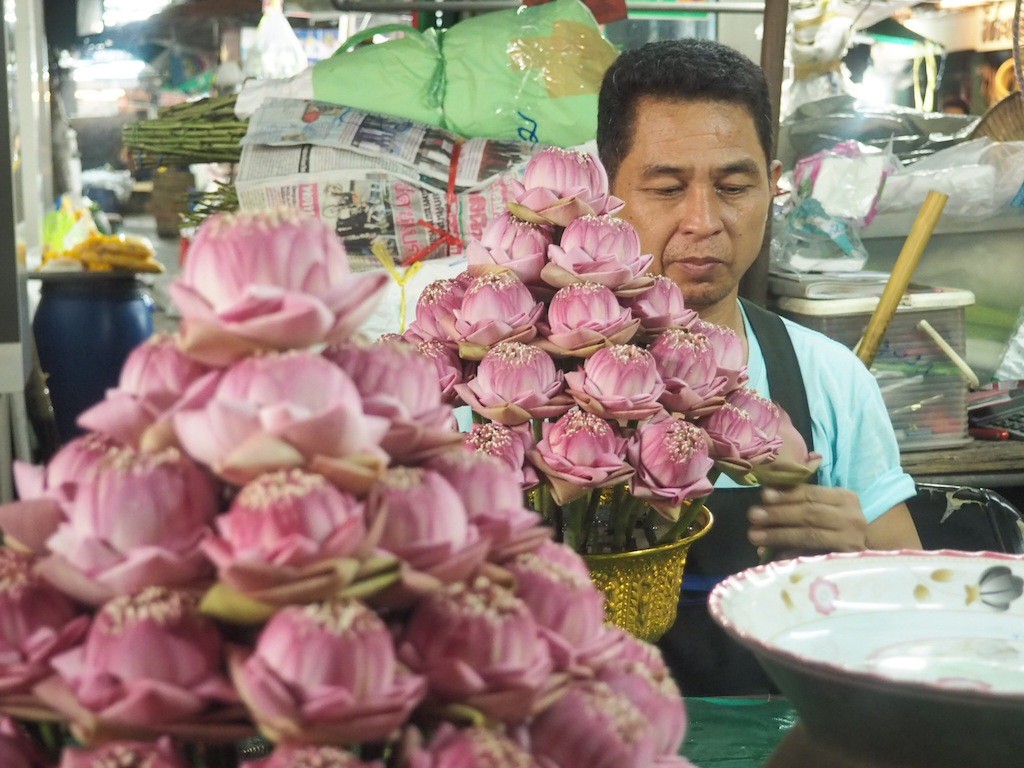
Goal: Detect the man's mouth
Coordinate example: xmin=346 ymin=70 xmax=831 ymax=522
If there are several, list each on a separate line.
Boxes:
xmin=667 ymin=257 xmax=725 ymax=277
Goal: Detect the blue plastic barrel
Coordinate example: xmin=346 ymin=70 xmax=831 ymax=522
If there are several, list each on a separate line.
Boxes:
xmin=32 ymin=274 xmax=154 ymax=443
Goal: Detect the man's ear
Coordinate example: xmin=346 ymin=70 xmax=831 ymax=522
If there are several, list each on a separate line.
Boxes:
xmin=769 ymin=160 xmax=783 ymax=193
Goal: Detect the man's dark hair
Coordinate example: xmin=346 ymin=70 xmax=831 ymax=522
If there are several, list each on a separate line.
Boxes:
xmin=597 ymin=39 xmax=774 ymax=182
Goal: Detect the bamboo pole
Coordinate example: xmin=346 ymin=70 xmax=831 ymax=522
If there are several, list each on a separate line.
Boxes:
xmin=855 ymin=190 xmax=948 ymax=368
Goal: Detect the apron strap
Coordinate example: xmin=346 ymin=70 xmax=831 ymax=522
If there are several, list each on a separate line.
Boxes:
xmin=740 ymin=297 xmax=817 ymax=482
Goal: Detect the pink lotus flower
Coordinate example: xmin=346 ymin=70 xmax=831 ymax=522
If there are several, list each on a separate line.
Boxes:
xmin=40 ymin=444 xmax=218 ymax=606
xmin=505 ymin=543 xmax=618 ymax=672
xmin=691 ymin=320 xmax=748 ymax=392
xmin=40 ymin=588 xmax=237 ymax=739
xmin=529 ymin=680 xmax=657 ymax=768
xmin=0 ymin=717 xmax=47 ymax=768
xmin=0 ymin=433 xmax=123 ymax=554
xmin=231 ymin=599 xmax=425 ymax=745
xmin=366 ymin=467 xmax=487 ymax=591
xmin=77 ymin=333 xmax=210 ymax=448
xmin=464 ymin=423 xmax=539 ymax=491
xmin=405 ymin=278 xmax=466 ymax=345
xmin=528 ymin=408 xmax=633 ymax=505
xmin=405 ymin=723 xmax=541 ymax=768
xmin=507 ymin=148 xmax=624 ymax=227
xmin=201 ymin=469 xmax=373 ymax=606
xmin=624 ymin=276 xmax=698 ymax=335
xmin=0 ymin=549 xmax=89 ymax=695
xmin=628 ymin=417 xmax=715 ymax=521
xmin=59 ymin=737 xmax=189 ymax=768
xmin=428 ymin=450 xmax=551 ymax=562
xmin=543 ymin=216 xmax=653 ymax=294
xmin=701 ymin=400 xmax=783 ymax=482
xmin=173 ymin=351 xmax=389 ymax=491
xmin=416 ymin=341 xmax=465 ymax=405
xmin=452 ymin=272 xmax=544 ymax=360
xmin=243 ymin=745 xmax=382 ymax=768
xmin=747 ymin=407 xmax=823 ymax=488
xmin=650 ymin=329 xmax=728 ymax=419
xmin=326 ymin=341 xmax=461 ymax=461
xmin=564 ymin=344 xmax=665 ymax=423
xmin=465 ymin=212 xmax=553 ymax=285
xmin=456 ymin=342 xmax=571 ymax=425
xmin=169 ymin=209 xmax=388 ymax=365
xmin=594 ymin=635 xmax=687 ymax=758
xmin=398 ymin=576 xmax=557 ymax=723
xmin=540 ymin=283 xmax=640 ymax=358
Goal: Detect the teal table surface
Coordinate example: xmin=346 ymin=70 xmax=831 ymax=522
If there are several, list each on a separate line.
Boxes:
xmin=681 ymin=697 xmax=798 ymax=767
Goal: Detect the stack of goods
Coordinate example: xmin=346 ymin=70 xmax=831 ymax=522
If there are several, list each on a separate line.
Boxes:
xmin=122 ymin=96 xmax=247 ymax=170
xmin=0 ymin=208 xmax=700 ymax=768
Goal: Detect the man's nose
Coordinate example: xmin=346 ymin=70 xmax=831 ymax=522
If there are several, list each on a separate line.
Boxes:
xmin=676 ymin=186 xmax=724 ymax=237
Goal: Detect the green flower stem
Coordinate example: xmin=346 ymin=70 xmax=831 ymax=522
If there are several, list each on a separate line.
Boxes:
xmin=580 ymin=488 xmax=602 ymax=554
xmin=624 ymin=495 xmax=648 ymax=550
xmin=655 ymin=499 xmax=706 ymax=546
xmin=532 ymin=417 xmax=544 ymax=444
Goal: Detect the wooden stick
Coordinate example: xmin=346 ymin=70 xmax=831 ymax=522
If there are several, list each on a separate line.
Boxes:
xmin=917 ymin=319 xmax=980 ymax=389
xmin=856 ymin=190 xmax=948 ymax=367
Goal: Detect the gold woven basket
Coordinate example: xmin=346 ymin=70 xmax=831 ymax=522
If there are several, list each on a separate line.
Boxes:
xmin=583 ymin=507 xmax=713 ymax=642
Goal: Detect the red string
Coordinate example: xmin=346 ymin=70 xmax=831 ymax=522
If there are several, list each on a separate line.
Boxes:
xmin=400 ymin=141 xmax=465 ymax=267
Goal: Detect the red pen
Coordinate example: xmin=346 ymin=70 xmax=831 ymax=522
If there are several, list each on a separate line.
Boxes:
xmin=969 ymin=427 xmax=1011 ymax=440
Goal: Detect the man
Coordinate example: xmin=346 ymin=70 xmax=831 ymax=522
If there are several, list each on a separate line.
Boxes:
xmin=597 ymin=39 xmax=922 ymax=695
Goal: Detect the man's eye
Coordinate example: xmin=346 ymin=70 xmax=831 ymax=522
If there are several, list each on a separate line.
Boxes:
xmin=650 ymin=186 xmax=682 ymax=197
xmin=719 ymin=185 xmax=749 ymax=196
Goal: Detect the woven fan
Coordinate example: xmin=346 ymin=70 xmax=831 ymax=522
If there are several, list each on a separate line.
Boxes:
xmin=1016 ymin=0 xmax=1023 ymax=96
xmin=970 ymin=0 xmax=1024 ymax=140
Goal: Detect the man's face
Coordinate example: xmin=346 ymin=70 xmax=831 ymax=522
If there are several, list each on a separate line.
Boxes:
xmin=610 ymin=97 xmax=781 ymax=316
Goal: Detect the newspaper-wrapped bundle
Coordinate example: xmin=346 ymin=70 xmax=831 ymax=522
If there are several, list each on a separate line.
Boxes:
xmin=237 ymin=98 xmax=542 ymax=270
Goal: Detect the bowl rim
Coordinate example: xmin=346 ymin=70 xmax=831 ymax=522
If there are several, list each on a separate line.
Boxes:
xmin=708 ymin=548 xmax=1024 ymax=707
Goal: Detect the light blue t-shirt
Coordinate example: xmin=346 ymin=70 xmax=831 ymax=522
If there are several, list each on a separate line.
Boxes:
xmin=713 ymin=305 xmax=916 ymax=524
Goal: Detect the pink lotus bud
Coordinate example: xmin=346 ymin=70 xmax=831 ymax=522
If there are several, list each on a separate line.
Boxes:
xmin=326 ymin=340 xmax=458 ymax=461
xmin=624 ymin=276 xmax=698 ymax=334
xmin=691 ymin=320 xmax=748 ymax=392
xmin=399 ymin=576 xmax=556 ymax=723
xmin=47 ymin=588 xmax=236 ymax=729
xmin=727 ymin=387 xmax=782 ymax=436
xmin=243 ymin=746 xmax=382 ymax=768
xmin=416 ymin=340 xmax=465 ymax=405
xmin=595 ymin=640 xmax=687 ymax=758
xmin=454 ymin=272 xmax=544 ymax=356
xmin=77 ymin=334 xmax=210 ymax=447
xmin=406 ymin=279 xmax=466 ymax=344
xmin=233 ymin=599 xmax=425 ymax=745
xmin=650 ymin=329 xmax=728 ymax=418
xmin=466 ymin=212 xmax=553 ymax=285
xmin=747 ymin=406 xmax=823 ymax=488
xmin=465 ymin=423 xmax=538 ymax=490
xmin=59 ymin=737 xmax=188 ymax=768
xmin=204 ymin=469 xmax=366 ymax=570
xmin=505 ymin=545 xmax=617 ymax=672
xmin=406 ymin=724 xmax=541 ymax=768
xmin=43 ymin=444 xmax=218 ymax=602
xmin=0 ymin=549 xmax=89 ymax=694
xmin=169 ymin=209 xmax=387 ymax=365
xmin=428 ymin=451 xmax=550 ymax=562
xmin=628 ymin=417 xmax=715 ymax=520
xmin=0 ymin=717 xmax=48 ymax=768
xmin=510 ymin=149 xmax=624 ymax=227
xmin=543 ymin=283 xmax=639 ymax=357
xmin=367 ymin=467 xmax=485 ymax=579
xmin=529 ymin=680 xmax=657 ymax=768
xmin=457 ymin=342 xmax=570 ymax=425
xmin=701 ymin=401 xmax=782 ymax=475
xmin=528 ymin=409 xmax=632 ymax=505
xmin=173 ymin=351 xmax=389 ymax=489
xmin=544 ymin=216 xmax=653 ymax=292
xmin=17 ymin=432 xmax=121 ymax=501
xmin=564 ymin=344 xmax=665 ymax=423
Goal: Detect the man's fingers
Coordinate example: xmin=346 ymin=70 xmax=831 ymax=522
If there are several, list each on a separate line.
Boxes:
xmin=748 ymin=524 xmax=844 ymax=553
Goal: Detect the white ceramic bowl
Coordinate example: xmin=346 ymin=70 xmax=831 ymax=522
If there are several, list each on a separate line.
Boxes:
xmin=710 ymin=550 xmax=1024 ymax=768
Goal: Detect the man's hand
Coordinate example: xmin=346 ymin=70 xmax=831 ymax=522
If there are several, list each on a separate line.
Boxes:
xmin=747 ymin=485 xmax=868 ymax=560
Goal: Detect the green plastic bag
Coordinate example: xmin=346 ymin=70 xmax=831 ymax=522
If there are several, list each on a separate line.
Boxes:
xmin=309 ymin=0 xmax=617 ymax=147
xmin=311 ymin=24 xmax=445 ymax=129
xmin=442 ymin=0 xmax=618 ymax=147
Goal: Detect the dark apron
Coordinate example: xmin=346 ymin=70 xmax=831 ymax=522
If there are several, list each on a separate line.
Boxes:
xmin=658 ymin=300 xmax=819 ymax=696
